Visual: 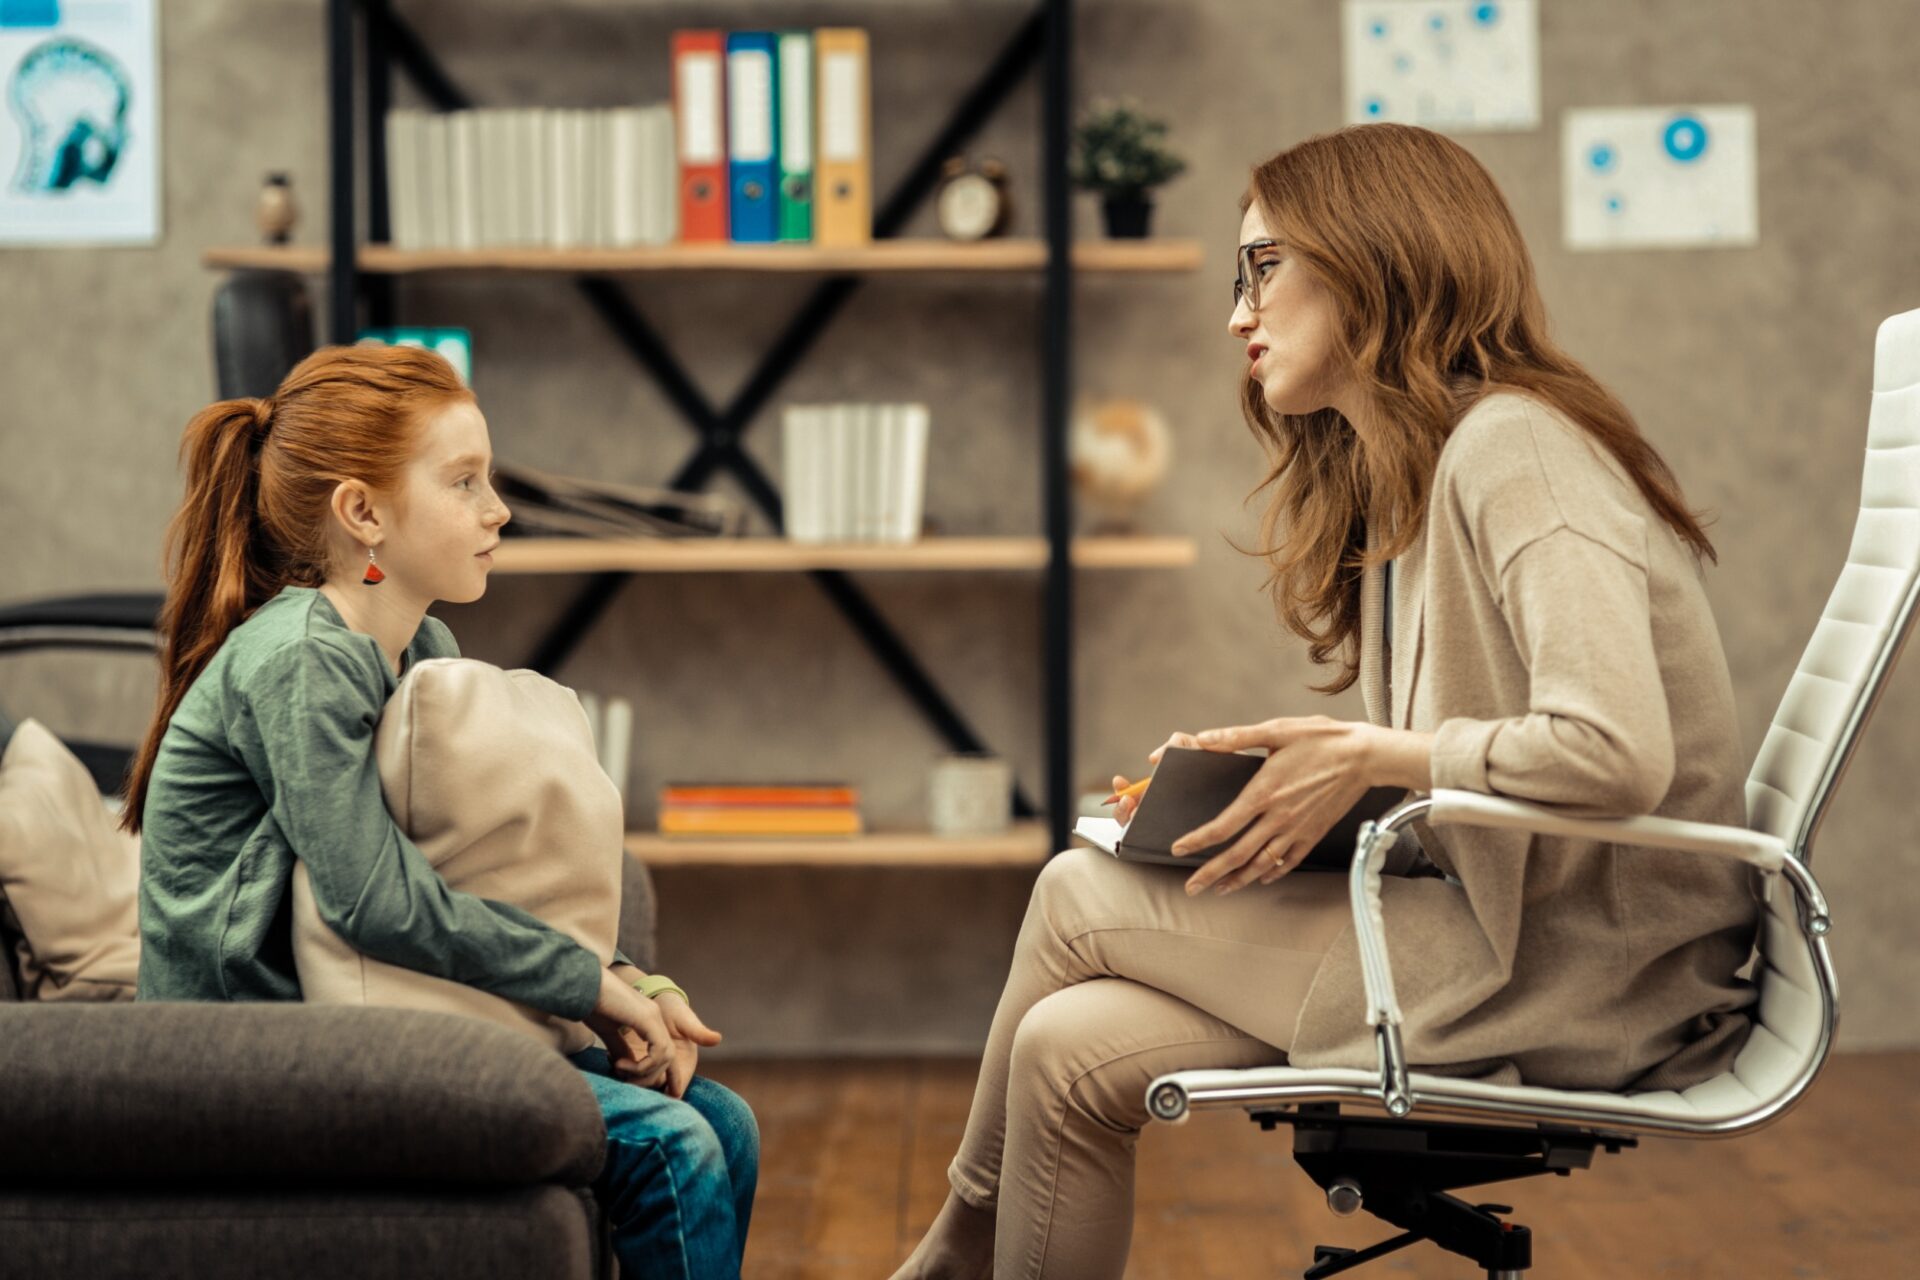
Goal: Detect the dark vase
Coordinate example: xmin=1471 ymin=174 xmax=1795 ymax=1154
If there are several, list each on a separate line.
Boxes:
xmin=1101 ymin=190 xmax=1154 ymax=238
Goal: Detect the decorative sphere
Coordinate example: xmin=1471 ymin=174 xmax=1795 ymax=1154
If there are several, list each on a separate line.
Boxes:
xmin=1070 ymin=396 xmax=1171 ymax=528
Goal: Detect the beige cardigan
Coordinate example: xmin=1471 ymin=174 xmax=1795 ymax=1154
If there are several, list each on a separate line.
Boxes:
xmin=1287 ymin=391 xmax=1761 ymax=1091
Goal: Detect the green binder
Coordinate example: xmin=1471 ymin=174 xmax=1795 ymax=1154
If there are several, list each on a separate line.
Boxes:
xmin=776 ymin=29 xmax=814 ymax=242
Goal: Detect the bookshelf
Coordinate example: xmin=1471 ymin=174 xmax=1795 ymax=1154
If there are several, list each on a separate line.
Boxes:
xmin=627 ymin=821 xmax=1053 ymax=868
xmin=490 ymin=535 xmax=1197 ymax=575
xmin=202 ymin=238 xmax=1203 ymax=276
xmin=236 ymin=0 xmax=1193 ymax=854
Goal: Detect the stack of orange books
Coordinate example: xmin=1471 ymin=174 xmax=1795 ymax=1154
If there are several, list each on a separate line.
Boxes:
xmin=657 ymin=784 xmax=863 ymax=837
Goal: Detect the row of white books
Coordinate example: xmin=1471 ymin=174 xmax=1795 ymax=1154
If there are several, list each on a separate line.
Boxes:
xmin=782 ymin=404 xmax=931 ymax=544
xmin=385 ymin=106 xmax=678 ymax=251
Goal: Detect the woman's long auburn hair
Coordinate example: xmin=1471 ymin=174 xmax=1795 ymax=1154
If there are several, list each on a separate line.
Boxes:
xmin=119 ymin=344 xmax=474 ymax=834
xmin=1239 ymin=123 xmax=1715 ymax=694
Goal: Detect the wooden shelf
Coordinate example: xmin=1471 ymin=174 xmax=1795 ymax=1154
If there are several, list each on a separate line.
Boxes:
xmin=489 ymin=535 xmax=1198 ymax=574
xmin=200 ymin=238 xmax=1204 ymax=276
xmin=626 ymin=820 xmax=1052 ymax=867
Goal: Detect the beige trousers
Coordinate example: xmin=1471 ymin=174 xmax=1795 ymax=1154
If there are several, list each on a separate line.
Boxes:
xmin=946 ymin=847 xmax=1354 ymax=1280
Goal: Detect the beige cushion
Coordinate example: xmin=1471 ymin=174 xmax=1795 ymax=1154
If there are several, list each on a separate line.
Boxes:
xmin=0 ymin=720 xmax=141 ymax=1001
xmin=291 ymin=658 xmax=624 ymax=1053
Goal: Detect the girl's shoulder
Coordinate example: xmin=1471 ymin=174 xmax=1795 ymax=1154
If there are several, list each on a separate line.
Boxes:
xmin=225 ymin=588 xmax=386 ymax=702
xmin=413 ymin=612 xmax=460 ymax=662
xmin=222 ymin=587 xmax=458 ymax=703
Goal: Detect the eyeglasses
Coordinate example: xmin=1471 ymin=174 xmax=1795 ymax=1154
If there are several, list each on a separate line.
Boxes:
xmin=1233 ymin=238 xmax=1280 ymax=312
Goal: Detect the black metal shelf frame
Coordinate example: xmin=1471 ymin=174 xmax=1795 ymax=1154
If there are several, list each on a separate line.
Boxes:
xmin=325 ymin=0 xmax=1078 ymax=850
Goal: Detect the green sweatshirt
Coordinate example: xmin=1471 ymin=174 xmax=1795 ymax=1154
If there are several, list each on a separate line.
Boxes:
xmin=135 ymin=584 xmax=605 ymax=1020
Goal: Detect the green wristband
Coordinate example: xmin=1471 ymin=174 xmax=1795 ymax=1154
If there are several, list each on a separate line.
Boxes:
xmin=630 ymin=973 xmax=689 ymax=1003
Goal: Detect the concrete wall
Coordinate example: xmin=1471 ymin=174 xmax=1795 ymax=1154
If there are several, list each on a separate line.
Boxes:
xmin=4 ymin=0 xmax=1917 ymax=1055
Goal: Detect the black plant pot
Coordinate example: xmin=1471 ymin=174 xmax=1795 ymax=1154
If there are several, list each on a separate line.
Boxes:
xmin=1101 ymin=191 xmax=1154 ymax=238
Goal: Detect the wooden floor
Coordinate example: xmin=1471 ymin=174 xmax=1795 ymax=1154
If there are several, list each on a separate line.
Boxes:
xmin=700 ymin=1052 xmax=1920 ymax=1279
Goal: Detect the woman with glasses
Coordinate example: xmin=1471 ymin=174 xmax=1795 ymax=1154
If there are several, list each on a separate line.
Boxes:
xmin=889 ymin=122 xmax=1759 ymax=1280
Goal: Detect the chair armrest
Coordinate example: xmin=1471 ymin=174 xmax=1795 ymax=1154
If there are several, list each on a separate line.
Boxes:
xmin=1426 ymin=789 xmax=1787 ymax=870
xmin=1346 ymin=789 xmax=1833 ymax=1118
xmin=0 ymin=1003 xmax=606 ymax=1186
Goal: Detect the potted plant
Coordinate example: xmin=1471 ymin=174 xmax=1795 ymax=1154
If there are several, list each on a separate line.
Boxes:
xmin=1071 ymin=100 xmax=1187 ymax=238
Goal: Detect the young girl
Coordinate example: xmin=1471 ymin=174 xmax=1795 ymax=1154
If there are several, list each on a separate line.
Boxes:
xmin=122 ymin=343 xmax=757 ymax=1280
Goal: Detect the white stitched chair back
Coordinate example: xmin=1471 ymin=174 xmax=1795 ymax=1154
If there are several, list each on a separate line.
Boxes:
xmin=1722 ymin=306 xmax=1920 ymax=1114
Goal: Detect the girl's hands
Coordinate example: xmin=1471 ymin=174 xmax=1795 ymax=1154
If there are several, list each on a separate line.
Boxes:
xmin=588 ymin=968 xmax=675 ymax=1083
xmin=1166 ymin=716 xmax=1377 ymax=897
xmin=654 ymin=994 xmax=723 ymax=1100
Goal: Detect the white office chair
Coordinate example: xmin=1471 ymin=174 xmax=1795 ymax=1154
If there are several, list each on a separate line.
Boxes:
xmin=1145 ymin=305 xmax=1920 ymax=1278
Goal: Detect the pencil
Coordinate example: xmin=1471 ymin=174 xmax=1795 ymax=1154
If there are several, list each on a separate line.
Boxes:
xmin=1103 ymin=776 xmax=1151 ymax=805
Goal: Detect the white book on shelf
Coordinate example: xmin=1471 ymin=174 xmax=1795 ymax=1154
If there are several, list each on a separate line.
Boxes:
xmin=620 ymin=107 xmax=649 ymax=247
xmin=815 ymin=405 xmax=834 ymax=541
xmin=433 ymin=112 xmax=458 ymax=249
xmin=824 ymin=404 xmax=848 ymax=542
xmin=383 ymin=109 xmax=404 ymax=248
xmin=423 ymin=113 xmax=453 ymax=249
xmin=467 ymin=110 xmax=487 ymax=246
xmin=572 ymin=112 xmax=587 ymax=249
xmin=651 ymin=103 xmax=680 ymax=245
xmin=896 ymin=403 xmax=931 ymax=542
xmin=850 ymin=405 xmax=870 ymax=542
xmin=385 ymin=110 xmax=419 ymax=249
xmin=474 ymin=110 xmax=502 ymax=247
xmin=605 ymin=108 xmax=630 ymax=247
xmin=873 ymin=404 xmax=900 ymax=544
xmin=578 ymin=110 xmax=600 ymax=248
xmin=637 ymin=105 xmax=660 ymax=245
xmin=864 ymin=402 xmax=883 ymax=537
xmin=780 ymin=405 xmax=801 ymax=540
xmin=560 ymin=110 xmax=580 ymax=247
xmin=529 ymin=108 xmax=550 ymax=246
xmin=601 ymin=695 xmax=632 ymax=808
xmin=846 ymin=404 xmax=868 ymax=541
xmin=546 ymin=110 xmax=572 ymax=247
xmin=499 ymin=109 xmax=522 ymax=246
xmin=861 ymin=404 xmax=886 ymax=542
xmin=781 ymin=405 xmax=815 ymax=543
xmin=503 ymin=108 xmax=526 ymax=247
xmin=527 ymin=108 xmax=551 ymax=247
xmin=503 ymin=109 xmax=528 ymax=245
xmin=634 ymin=107 xmax=656 ymax=246
xmin=449 ymin=110 xmax=480 ymax=249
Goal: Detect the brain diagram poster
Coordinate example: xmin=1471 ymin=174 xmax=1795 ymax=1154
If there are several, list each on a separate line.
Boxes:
xmin=0 ymin=0 xmax=160 ymax=245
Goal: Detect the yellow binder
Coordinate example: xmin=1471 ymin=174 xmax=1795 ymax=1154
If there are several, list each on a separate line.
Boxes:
xmin=814 ymin=28 xmax=871 ymax=246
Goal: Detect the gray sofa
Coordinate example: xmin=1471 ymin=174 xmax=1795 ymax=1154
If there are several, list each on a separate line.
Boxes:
xmin=0 ymin=853 xmax=658 ymax=1280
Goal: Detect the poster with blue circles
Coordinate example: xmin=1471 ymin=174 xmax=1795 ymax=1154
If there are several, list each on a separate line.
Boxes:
xmin=1563 ymin=106 xmax=1757 ymax=250
xmin=1343 ymin=0 xmax=1539 ymax=131
xmin=0 ymin=0 xmax=159 ymax=245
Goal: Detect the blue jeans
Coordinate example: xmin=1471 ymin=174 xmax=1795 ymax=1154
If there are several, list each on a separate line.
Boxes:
xmin=568 ymin=1047 xmax=759 ymax=1280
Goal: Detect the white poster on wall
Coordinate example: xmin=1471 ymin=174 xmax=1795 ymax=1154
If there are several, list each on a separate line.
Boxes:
xmin=0 ymin=0 xmax=161 ymax=246
xmin=1563 ymin=106 xmax=1758 ymax=251
xmin=1342 ymin=0 xmax=1539 ymax=131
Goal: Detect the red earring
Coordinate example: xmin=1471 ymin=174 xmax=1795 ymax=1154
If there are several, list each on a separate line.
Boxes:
xmin=362 ymin=547 xmax=385 ymax=586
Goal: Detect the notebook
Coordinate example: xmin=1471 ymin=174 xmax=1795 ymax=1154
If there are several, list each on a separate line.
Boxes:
xmin=1073 ymin=746 xmax=1406 ymax=869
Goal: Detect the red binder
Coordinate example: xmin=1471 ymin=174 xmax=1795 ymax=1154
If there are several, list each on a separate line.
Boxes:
xmin=672 ymin=30 xmax=728 ymax=242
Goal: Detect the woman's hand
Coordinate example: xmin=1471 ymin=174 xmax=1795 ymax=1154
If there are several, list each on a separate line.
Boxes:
xmin=655 ymin=993 xmax=724 ymax=1100
xmin=1169 ymin=716 xmax=1378 ymax=897
xmin=1110 ymin=731 xmax=1203 ymax=826
xmin=587 ymin=968 xmax=675 ymax=1084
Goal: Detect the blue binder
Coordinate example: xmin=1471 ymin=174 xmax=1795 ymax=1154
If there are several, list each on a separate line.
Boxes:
xmin=726 ymin=31 xmax=779 ymax=243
